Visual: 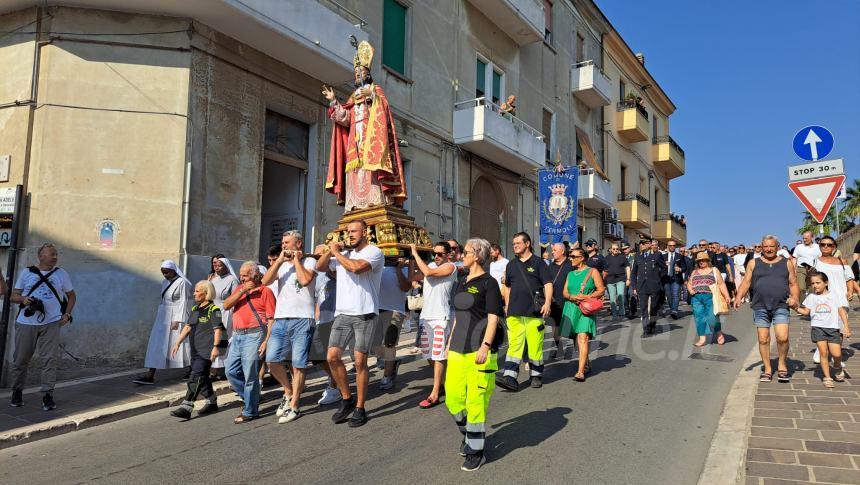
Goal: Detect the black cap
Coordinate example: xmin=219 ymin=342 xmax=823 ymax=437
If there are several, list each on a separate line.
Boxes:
xmin=585 ymin=238 xmax=598 ymax=247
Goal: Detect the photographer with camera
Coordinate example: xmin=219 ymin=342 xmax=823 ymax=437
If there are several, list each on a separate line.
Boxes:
xmin=9 ymin=243 xmax=76 ymax=410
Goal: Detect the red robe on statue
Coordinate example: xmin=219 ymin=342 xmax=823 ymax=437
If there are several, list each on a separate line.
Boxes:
xmin=325 ymin=84 xmax=407 ymax=209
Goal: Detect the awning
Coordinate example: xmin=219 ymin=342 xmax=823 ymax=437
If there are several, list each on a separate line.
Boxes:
xmin=575 ymin=127 xmax=609 ymax=181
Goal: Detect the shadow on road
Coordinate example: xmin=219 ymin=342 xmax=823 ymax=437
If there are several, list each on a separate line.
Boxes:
xmin=488 ymin=406 xmax=572 ymax=461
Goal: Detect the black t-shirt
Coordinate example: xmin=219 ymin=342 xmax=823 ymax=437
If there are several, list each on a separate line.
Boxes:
xmin=504 ymin=254 xmax=551 ymax=317
xmin=548 ymin=259 xmax=574 ymax=307
xmin=586 ymin=253 xmax=607 ymax=273
xmin=188 ymin=303 xmax=226 ymax=360
xmin=604 ymin=254 xmax=629 ymax=284
xmin=450 ymin=273 xmax=505 ymax=354
xmin=711 ymin=252 xmax=730 ymax=274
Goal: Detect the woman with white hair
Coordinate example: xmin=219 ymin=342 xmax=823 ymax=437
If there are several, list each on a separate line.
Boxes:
xmin=444 ymin=238 xmax=504 ymax=472
xmin=133 ymin=260 xmax=192 ymax=385
xmin=208 ymin=255 xmax=239 ymax=380
xmin=168 ymin=280 xmax=226 ymax=419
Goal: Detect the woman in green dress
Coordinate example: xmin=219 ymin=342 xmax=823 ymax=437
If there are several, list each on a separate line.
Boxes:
xmin=562 ymin=248 xmax=606 ymax=382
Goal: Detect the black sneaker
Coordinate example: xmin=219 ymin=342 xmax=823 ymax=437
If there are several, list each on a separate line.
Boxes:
xmin=197 ymin=402 xmax=219 ymax=416
xmin=9 ymin=389 xmax=23 ymax=407
xmin=132 ymin=375 xmax=154 ymax=385
xmin=495 ymin=375 xmax=519 ymax=392
xmin=332 ymin=395 xmax=357 ymax=423
xmin=458 ymin=439 xmax=467 ymax=457
xmin=530 ymin=376 xmax=542 ymax=389
xmin=170 ymin=406 xmax=192 ymax=420
xmin=42 ymin=392 xmax=56 ymax=411
xmin=461 ymin=452 xmax=486 ymax=472
xmin=348 ymin=407 xmax=367 ymax=428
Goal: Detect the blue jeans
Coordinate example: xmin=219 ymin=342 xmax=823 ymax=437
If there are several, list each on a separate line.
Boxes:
xmin=606 ymin=281 xmax=626 ymax=316
xmin=226 ymin=330 xmax=263 ymax=417
xmin=663 ymin=281 xmax=681 ymax=313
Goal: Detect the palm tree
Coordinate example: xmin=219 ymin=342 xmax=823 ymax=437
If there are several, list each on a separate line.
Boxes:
xmin=842 ymin=178 xmax=860 ymax=225
xmin=797 ymin=209 xmax=836 ymax=236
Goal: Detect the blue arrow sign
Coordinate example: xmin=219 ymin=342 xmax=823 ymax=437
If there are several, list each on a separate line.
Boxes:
xmin=793 ymin=125 xmax=833 ymax=161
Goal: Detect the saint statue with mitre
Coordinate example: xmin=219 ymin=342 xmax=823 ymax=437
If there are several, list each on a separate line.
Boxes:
xmin=322 ymin=40 xmax=407 ymax=212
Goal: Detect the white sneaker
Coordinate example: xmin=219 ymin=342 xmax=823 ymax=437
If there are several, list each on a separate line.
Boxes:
xmin=379 ymin=376 xmax=394 ymax=391
xmin=278 ymin=408 xmax=300 ymax=424
xmin=318 ymin=386 xmax=342 ymax=405
xmin=275 ymin=394 xmax=290 ymax=417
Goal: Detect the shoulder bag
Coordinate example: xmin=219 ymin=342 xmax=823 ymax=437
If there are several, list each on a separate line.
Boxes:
xmin=709 ymin=268 xmax=729 ymax=315
xmin=406 ymin=287 xmax=423 ymax=311
xmin=577 ymin=269 xmax=604 ymax=316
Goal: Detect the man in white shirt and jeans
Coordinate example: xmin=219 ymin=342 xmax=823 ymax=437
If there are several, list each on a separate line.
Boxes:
xmin=793 ymin=231 xmax=821 ymax=298
xmin=261 ymin=230 xmax=317 ymax=424
xmin=9 ymin=243 xmax=76 ymax=410
xmin=316 ymin=220 xmax=384 ymax=428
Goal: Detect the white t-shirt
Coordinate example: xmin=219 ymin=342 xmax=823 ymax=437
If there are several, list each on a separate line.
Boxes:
xmin=315 ymin=272 xmax=336 ymax=324
xmin=793 ymin=243 xmax=821 ymax=267
xmin=802 ymin=292 xmax=842 ymax=329
xmin=732 ymin=254 xmax=747 ymax=275
xmin=420 ymin=262 xmax=457 ymax=321
xmin=813 ymin=260 xmax=853 ymax=308
xmin=379 ymin=266 xmax=408 ymax=312
xmin=273 ymin=257 xmax=317 ymax=319
xmin=777 ymin=249 xmax=792 ymax=259
xmin=490 ymin=257 xmax=509 ymax=287
xmin=330 ymin=244 xmax=385 ymax=316
xmin=15 ymin=267 xmax=73 ymax=325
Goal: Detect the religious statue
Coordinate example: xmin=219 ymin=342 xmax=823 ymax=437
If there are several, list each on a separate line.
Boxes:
xmin=322 ymin=40 xmax=407 ymax=212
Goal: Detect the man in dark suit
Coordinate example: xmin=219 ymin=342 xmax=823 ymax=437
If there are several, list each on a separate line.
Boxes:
xmin=631 ymin=239 xmax=667 ymax=336
xmin=661 ymin=240 xmax=687 ymax=319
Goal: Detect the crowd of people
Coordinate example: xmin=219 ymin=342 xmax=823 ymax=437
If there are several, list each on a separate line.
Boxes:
xmin=6 ymin=227 xmax=860 ymax=471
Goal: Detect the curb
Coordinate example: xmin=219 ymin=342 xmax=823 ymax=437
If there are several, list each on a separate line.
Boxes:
xmin=0 ymin=350 xmax=423 ymax=450
xmin=697 ymin=340 xmax=761 ymax=485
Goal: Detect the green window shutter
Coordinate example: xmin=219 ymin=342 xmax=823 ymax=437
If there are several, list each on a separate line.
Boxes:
xmin=383 ymin=0 xmax=406 ymax=74
xmin=492 ymin=70 xmax=501 ymax=104
xmin=476 ymin=59 xmax=486 ymax=98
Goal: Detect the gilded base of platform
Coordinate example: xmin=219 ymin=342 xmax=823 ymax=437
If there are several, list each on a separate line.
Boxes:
xmin=324 ymin=205 xmax=432 ymax=257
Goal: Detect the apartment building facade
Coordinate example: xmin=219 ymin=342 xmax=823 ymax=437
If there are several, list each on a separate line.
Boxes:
xmin=0 ymin=0 xmax=682 ymax=380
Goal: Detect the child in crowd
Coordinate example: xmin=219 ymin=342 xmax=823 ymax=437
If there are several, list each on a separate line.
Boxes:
xmin=792 ymin=272 xmax=850 ymax=389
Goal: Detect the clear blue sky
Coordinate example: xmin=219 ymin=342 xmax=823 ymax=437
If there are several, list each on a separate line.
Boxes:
xmin=596 ymin=0 xmax=860 ymax=247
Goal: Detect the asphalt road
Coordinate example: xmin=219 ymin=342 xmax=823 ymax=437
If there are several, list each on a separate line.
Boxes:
xmin=1 ymin=306 xmax=757 ymax=485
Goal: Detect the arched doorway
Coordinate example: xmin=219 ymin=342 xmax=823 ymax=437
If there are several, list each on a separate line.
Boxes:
xmin=470 ymin=176 xmax=505 ymax=245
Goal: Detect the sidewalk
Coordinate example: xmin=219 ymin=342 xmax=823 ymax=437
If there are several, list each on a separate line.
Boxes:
xmin=742 ymin=307 xmax=860 ymax=484
xmin=0 ymin=326 xmax=423 ymax=449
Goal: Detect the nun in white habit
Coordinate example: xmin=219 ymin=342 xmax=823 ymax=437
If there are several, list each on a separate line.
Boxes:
xmin=209 ymin=257 xmax=238 ymax=372
xmin=132 ymin=260 xmax=192 ymax=385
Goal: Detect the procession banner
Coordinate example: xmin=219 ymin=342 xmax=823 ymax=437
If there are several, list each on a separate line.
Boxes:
xmin=539 ymin=167 xmax=577 ymax=243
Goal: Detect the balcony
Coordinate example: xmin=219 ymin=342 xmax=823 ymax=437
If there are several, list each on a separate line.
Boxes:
xmin=578 ymin=168 xmax=613 ymax=209
xmin=615 ymin=193 xmax=650 ymax=229
xmin=453 ymin=97 xmax=546 ymax=174
xmin=465 ymin=0 xmax=544 ymax=45
xmin=0 ymin=0 xmax=369 ymax=84
xmin=571 ymin=61 xmax=612 ymax=108
xmin=654 ymin=213 xmax=687 ymax=245
xmin=652 ymin=136 xmax=685 ymax=179
xmin=615 ymin=99 xmax=649 ymax=143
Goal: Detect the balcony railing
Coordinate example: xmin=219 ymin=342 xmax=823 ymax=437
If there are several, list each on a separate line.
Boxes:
xmin=617 ymin=99 xmax=649 ymax=120
xmin=317 ymin=0 xmax=367 ymax=27
xmin=454 ymin=97 xmax=545 ymax=140
xmin=655 ymin=213 xmax=687 ymax=229
xmin=652 ymin=136 xmax=685 ymax=157
xmin=618 ymin=192 xmax=650 ymax=207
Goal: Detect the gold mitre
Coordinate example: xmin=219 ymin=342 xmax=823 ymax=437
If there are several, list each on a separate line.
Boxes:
xmin=353 ymin=41 xmax=374 ymax=70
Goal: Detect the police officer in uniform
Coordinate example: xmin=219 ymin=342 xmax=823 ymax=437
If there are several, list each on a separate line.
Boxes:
xmin=630 ymin=239 xmax=667 ymax=337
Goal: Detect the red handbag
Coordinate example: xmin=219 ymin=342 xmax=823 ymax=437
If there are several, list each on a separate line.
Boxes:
xmin=577 ymin=269 xmax=603 ymax=316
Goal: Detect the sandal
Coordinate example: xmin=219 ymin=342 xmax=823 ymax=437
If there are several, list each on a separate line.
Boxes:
xmin=777 ymin=370 xmax=791 ymax=383
xmin=823 ymin=377 xmax=835 ymax=389
xmin=694 ymin=339 xmax=707 ymax=347
xmin=833 ymin=367 xmax=846 ymax=382
xmin=574 ymin=372 xmax=586 ymax=382
xmin=759 ymin=372 xmax=772 ymax=382
xmin=234 ymin=414 xmax=256 ymax=424
xmin=419 ymin=397 xmax=440 ymax=409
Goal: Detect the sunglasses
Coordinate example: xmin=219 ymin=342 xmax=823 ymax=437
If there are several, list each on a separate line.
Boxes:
xmin=433 ymin=252 xmax=448 ymax=256
xmin=820 ymin=243 xmax=835 ymax=248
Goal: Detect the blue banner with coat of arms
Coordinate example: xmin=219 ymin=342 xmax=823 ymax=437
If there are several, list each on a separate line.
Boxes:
xmin=539 ymin=167 xmax=577 ymax=243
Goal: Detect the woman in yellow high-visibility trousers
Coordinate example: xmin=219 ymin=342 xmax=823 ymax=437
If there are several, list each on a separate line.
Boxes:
xmin=444 ymin=238 xmax=504 ymax=472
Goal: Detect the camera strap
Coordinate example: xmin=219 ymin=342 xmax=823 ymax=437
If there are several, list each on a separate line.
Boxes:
xmin=18 ymin=266 xmax=65 ymax=320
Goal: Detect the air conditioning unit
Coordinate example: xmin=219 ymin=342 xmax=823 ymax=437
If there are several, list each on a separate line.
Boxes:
xmin=603 ymin=208 xmax=618 ymax=221
xmin=602 ymin=222 xmax=615 ymax=237
xmin=613 ymin=223 xmax=624 ymax=238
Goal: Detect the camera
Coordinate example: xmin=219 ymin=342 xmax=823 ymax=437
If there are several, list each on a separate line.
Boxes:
xmin=23 ymin=297 xmax=45 ymax=317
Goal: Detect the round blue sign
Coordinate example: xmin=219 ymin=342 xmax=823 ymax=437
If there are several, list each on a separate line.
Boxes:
xmin=793 ymin=125 xmax=833 ymax=161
